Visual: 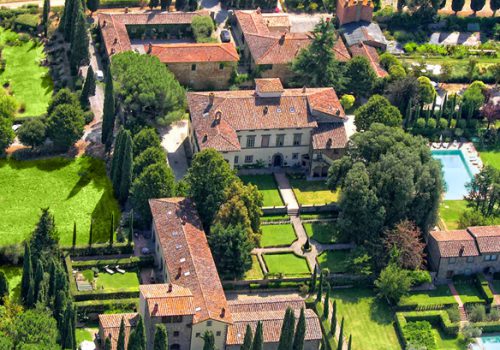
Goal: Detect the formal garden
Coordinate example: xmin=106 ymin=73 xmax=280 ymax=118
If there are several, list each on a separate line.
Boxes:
xmin=303 ymin=222 xmax=343 ymax=244
xmin=287 ymin=175 xmax=340 ymax=205
xmin=263 ymin=253 xmax=311 ymax=277
xmin=240 ymin=174 xmax=284 ymax=207
xmin=260 ymin=224 xmax=297 ymax=247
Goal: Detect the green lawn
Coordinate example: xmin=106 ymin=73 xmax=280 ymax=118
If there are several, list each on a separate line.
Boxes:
xmin=76 ymin=328 xmax=96 ymax=345
xmin=263 ymin=253 xmax=310 ymax=277
xmin=330 ymin=288 xmax=400 ymax=350
xmin=240 ymin=175 xmax=284 ymax=207
xmin=0 ymin=27 xmax=52 ymax=118
xmin=244 ymin=255 xmax=264 ymax=280
xmin=0 ymin=157 xmax=121 ymax=246
xmin=317 ymin=250 xmax=351 ymax=274
xmin=94 ymin=271 xmax=140 ymax=292
xmin=260 ymin=224 xmax=297 ymax=247
xmin=0 ymin=266 xmax=22 ymax=300
xmin=303 ymin=222 xmax=345 ymax=244
xmin=454 ymin=282 xmax=486 ymax=303
xmin=439 ymin=200 xmax=467 ymax=230
xmin=479 ymin=149 xmax=500 ymax=171
xmin=398 ymin=285 xmax=456 ymax=307
xmin=434 ymin=328 xmax=466 ymax=350
xmin=288 ymin=178 xmax=339 ymax=205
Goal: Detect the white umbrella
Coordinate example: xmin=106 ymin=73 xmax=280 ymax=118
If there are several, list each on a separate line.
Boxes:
xmin=79 ymin=340 xmax=96 ymax=350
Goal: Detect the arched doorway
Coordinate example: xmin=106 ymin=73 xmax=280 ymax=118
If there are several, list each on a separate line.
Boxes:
xmin=272 ymin=153 xmax=283 ymax=167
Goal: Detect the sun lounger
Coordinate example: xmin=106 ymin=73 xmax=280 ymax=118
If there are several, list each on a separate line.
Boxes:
xmin=104 ymin=265 xmax=114 ymax=274
xmin=115 ymin=265 xmax=125 ymax=274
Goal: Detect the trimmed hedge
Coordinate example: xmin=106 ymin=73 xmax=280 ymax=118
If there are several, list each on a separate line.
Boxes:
xmin=61 ymin=242 xmax=134 ymax=256
xmin=472 ymin=321 xmax=500 ymax=333
xmin=75 ymin=298 xmax=139 ymax=318
xmin=476 ymin=273 xmax=494 ymax=305
xmin=72 ymin=256 xmax=154 ymax=269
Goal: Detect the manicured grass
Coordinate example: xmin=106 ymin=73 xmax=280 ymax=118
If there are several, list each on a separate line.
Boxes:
xmin=244 ymin=255 xmax=264 ymax=280
xmin=479 ymin=149 xmax=500 ymax=171
xmin=288 ymin=178 xmax=339 ymax=205
xmin=260 ymin=224 xmax=297 ymax=247
xmin=330 ymin=288 xmax=400 ymax=350
xmin=240 ymin=175 xmax=284 ymax=207
xmin=76 ymin=328 xmax=95 ymax=345
xmin=317 ymin=250 xmax=351 ymax=274
xmin=0 ymin=266 xmax=22 ymax=300
xmin=0 ymin=157 xmax=121 ymax=246
xmin=398 ymin=285 xmax=456 ymax=307
xmin=0 ymin=27 xmax=52 ymax=118
xmin=95 ymin=272 xmax=140 ymax=292
xmin=263 ymin=253 xmax=310 ymax=277
xmin=439 ymin=200 xmax=467 ymax=230
xmin=454 ymin=282 xmax=486 ymax=303
xmin=303 ymin=222 xmax=344 ymax=244
xmin=434 ymin=328 xmax=465 ymax=350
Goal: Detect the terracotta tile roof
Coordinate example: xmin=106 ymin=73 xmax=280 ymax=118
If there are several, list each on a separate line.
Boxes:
xmin=255 ymin=78 xmax=284 ymax=93
xmin=468 ymin=226 xmax=500 ymax=254
xmin=333 ymin=37 xmax=351 ymax=62
xmin=97 ymin=11 xmax=210 ymax=57
xmin=147 ymin=43 xmax=239 ymax=63
xmin=348 ymin=42 xmax=388 ymax=78
xmin=341 ymin=0 xmax=374 ymax=7
xmin=255 ymin=33 xmax=312 ymax=65
xmin=140 ymin=284 xmax=195 ymax=317
xmin=148 ymin=198 xmax=231 ymax=324
xmin=430 ymin=230 xmax=479 ymax=258
xmin=99 ymin=313 xmax=139 ymax=350
xmin=312 ymin=123 xmax=348 ymax=150
xmin=188 ymin=83 xmax=345 ymax=152
xmin=262 ymin=14 xmax=291 ymax=29
xmin=226 ymin=298 xmax=322 ymax=345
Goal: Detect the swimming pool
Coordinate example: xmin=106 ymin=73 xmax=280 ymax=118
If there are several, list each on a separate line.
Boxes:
xmin=473 ymin=334 xmax=500 ymax=350
xmin=431 ymin=150 xmax=478 ymax=200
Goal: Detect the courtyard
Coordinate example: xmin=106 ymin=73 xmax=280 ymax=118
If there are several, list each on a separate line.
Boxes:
xmin=263 ymin=253 xmax=311 ymax=277
xmin=260 ymin=224 xmax=297 ymax=247
xmin=240 ymin=174 xmax=284 ymax=207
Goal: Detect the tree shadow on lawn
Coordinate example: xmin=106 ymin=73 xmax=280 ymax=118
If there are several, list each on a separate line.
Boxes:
xmin=90 ymin=191 xmax=120 ymax=244
xmin=67 ymin=158 xmax=109 ymax=199
xmin=3 ymin=157 xmax=72 ymax=172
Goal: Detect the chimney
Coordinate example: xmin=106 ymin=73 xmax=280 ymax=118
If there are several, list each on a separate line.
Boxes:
xmin=336 ymin=109 xmax=340 ymax=117
xmin=214 ymin=111 xmax=222 ymax=124
xmin=220 ymin=307 xmax=226 ymax=318
xmin=279 ymin=32 xmax=286 ymax=45
xmin=102 ymin=20 xmax=107 ymax=27
xmin=263 ymin=106 xmax=268 ymax=115
xmin=326 ymin=138 xmax=332 ymax=149
xmin=124 ymin=6 xmax=129 ymax=13
xmin=111 ymin=48 xmax=116 ymax=54
xmin=147 ymin=43 xmax=153 ymax=54
xmin=208 ymin=92 xmax=215 ymax=106
xmin=153 ymin=302 xmax=159 ymax=315
xmin=459 ymin=245 xmax=465 ymax=257
xmin=168 ymin=283 xmax=173 ymax=292
xmin=302 ymin=86 xmax=307 ymax=93
xmin=113 ymin=37 xmax=118 ymax=45
xmin=256 ymin=7 xmax=261 ymax=14
xmin=176 ymin=267 xmax=182 ymax=279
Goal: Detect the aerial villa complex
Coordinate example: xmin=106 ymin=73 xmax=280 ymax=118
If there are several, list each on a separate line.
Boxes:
xmin=99 ymin=198 xmax=322 ymax=349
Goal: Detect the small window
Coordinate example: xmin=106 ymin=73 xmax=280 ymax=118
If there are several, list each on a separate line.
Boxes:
xmin=234 ymin=156 xmax=239 ymax=164
xmin=485 ymin=255 xmax=492 ymax=261
xmin=195 ymin=333 xmax=201 ymax=338
xmin=246 ymin=135 xmax=256 ymax=148
xmin=492 ymin=255 xmax=498 ymax=261
xmin=191 ymin=64 xmax=196 ymax=71
xmin=292 ymin=153 xmax=299 ymax=160
xmin=293 ymin=133 xmax=302 ymax=146
xmin=244 ymin=155 xmax=253 ymax=163
xmin=219 ymin=63 xmax=224 ymax=70
xmin=173 ymin=331 xmax=179 ymax=337
xmin=466 ymin=256 xmax=474 ymax=263
xmin=276 ymin=134 xmax=285 ymax=147
xmin=216 ymin=331 xmax=221 ymax=336
xmin=207 ymin=321 xmax=212 ymax=327
xmin=261 ymin=135 xmax=270 ymax=148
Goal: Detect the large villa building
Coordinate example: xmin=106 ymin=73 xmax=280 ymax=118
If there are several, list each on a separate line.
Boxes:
xmin=99 ymin=197 xmax=322 ymax=350
xmin=187 ymin=78 xmax=348 ymax=177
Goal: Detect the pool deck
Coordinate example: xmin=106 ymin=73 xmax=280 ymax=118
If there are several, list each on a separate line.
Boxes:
xmin=430 ymin=141 xmax=483 ymax=173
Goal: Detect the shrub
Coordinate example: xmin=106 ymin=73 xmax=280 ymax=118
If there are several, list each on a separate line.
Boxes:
xmin=408 ymin=270 xmax=432 ymax=286
xmin=427 ymin=118 xmax=437 ymax=129
xmin=446 ymin=307 xmax=461 ymax=323
xmin=191 ymin=16 xmax=215 ymax=43
xmin=438 ymin=118 xmax=448 ymax=129
xmin=83 ymin=111 xmax=94 ymax=124
xmin=462 ymin=323 xmax=482 ymax=339
xmin=469 ymin=304 xmax=486 ymax=322
xmin=404 ymin=42 xmax=418 ymax=53
xmin=415 ymin=118 xmax=426 ymax=129
xmin=340 ymin=94 xmax=355 ymax=110
xmin=476 ymin=273 xmax=494 ymax=305
xmin=489 ymin=308 xmax=500 ymax=322
xmin=404 ymin=321 xmax=437 ymax=350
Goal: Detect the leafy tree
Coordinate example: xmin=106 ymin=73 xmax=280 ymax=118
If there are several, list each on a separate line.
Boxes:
xmin=202 ymin=331 xmax=215 ymax=350
xmin=130 ymin=163 xmax=176 ymax=225
xmin=354 ymin=95 xmax=402 ymax=131
xmin=111 ymin=52 xmax=186 ymax=130
xmin=46 ymin=103 xmax=84 ymax=151
xmin=458 ymin=208 xmax=496 ymax=228
xmin=375 ymin=263 xmax=412 ymax=303
xmin=0 ymin=271 xmax=8 ymax=300
xmin=80 ymin=66 xmax=96 ymax=109
xmin=0 ymin=88 xmax=17 ymax=120
xmin=208 ymin=224 xmax=253 ymax=279
xmin=385 ymin=76 xmax=420 ymax=115
xmin=117 ymin=317 xmax=126 ymax=350
xmin=69 ymin=0 xmax=89 ymax=75
xmin=87 ymin=0 xmax=100 ymax=14
xmin=241 ymin=324 xmax=253 ymax=350
xmin=18 ymin=119 xmax=46 ymax=149
xmin=471 ymin=0 xmax=486 ymax=13
xmin=186 ymin=149 xmax=236 ymax=229
xmin=292 ymin=20 xmax=345 ymax=90
xmin=132 ymin=128 xmax=162 ymax=157
xmin=102 ymin=68 xmax=115 ymax=151
xmin=293 ymin=308 xmax=306 ymax=350
xmin=337 ymin=318 xmax=344 ymax=350
xmin=379 ymin=53 xmax=401 ymax=71
xmin=133 ymin=146 xmax=165 ymax=179
xmin=278 ymin=308 xmax=295 ymax=350
xmin=482 ymin=101 xmax=500 ymax=130
xmin=417 ymin=76 xmax=436 ymax=105
xmin=465 ymin=165 xmax=499 ymax=218
xmin=451 ymin=0 xmax=465 ymax=13
xmin=42 ymin=0 xmax=50 ymax=36
xmin=153 ymin=324 xmax=168 ymax=350
xmin=191 ymin=16 xmax=214 ymax=43
xmin=462 ymin=82 xmax=486 ymax=116
xmin=252 ymin=321 xmax=263 ymax=350
xmin=345 ymin=56 xmax=377 ymax=98
xmin=384 ymin=220 xmax=425 ymax=270
xmin=11 ymin=309 xmax=59 ymax=348
xmin=21 ymin=243 xmax=33 ymax=304
xmin=0 ymin=115 xmax=14 ymax=154
xmin=47 ymin=89 xmax=78 ymax=116
xmin=340 ymin=94 xmax=355 ymax=110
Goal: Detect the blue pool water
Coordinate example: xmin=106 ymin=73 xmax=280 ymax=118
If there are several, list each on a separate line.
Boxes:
xmin=431 ymin=150 xmax=476 ymax=200
xmin=479 ymin=335 xmax=500 ymax=350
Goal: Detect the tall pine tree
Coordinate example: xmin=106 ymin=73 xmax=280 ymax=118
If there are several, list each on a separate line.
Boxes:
xmin=33 ymin=263 xmax=44 ymax=302
xmin=104 ymin=337 xmax=112 ymax=350
xmin=310 ymin=266 xmax=317 ymax=293
xmin=21 ymin=242 xmax=33 ymax=303
xmin=316 ymin=271 xmax=323 ymax=303
xmin=118 ymin=131 xmax=133 ymax=203
xmin=117 ymin=317 xmax=126 ymax=350
xmin=88 ymin=220 xmax=93 ymax=248
xmin=72 ymin=221 xmax=77 ymax=249
xmin=323 ymin=284 xmax=330 ymax=319
xmin=252 ymin=321 xmax=263 ymax=350
xmin=102 ymin=68 xmax=115 ymax=151
xmin=347 ymin=334 xmax=352 ymax=350
xmin=42 ymin=0 xmax=50 ymax=36
xmin=153 ymin=324 xmax=168 ymax=350
xmin=337 ymin=317 xmax=345 ymax=350
xmin=80 ymin=66 xmax=96 ymax=109
xmin=0 ymin=271 xmax=8 ymax=300
xmin=110 ymin=128 xmax=125 ymax=182
xmin=241 ymin=324 xmax=253 ymax=350
xmin=278 ymin=308 xmax=295 ymax=350
xmin=69 ymin=0 xmax=89 ymax=75
xmin=330 ymin=300 xmax=337 ymax=335
xmin=292 ymin=308 xmax=306 ymax=350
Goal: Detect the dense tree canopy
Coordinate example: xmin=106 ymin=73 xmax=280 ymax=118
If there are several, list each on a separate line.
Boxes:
xmin=327 ymin=124 xmax=443 ymax=245
xmin=111 ymin=52 xmax=186 ymax=130
xmin=465 ymin=165 xmax=499 ymax=218
xmin=354 ymin=95 xmax=402 ymax=131
xmin=0 ymin=88 xmax=18 ymax=153
xmin=46 ymin=103 xmax=85 ymax=151
xmin=417 ymin=76 xmax=436 ymax=105
xmin=344 ymin=56 xmax=377 ymax=98
xmin=385 ymin=76 xmax=420 ymax=114
xmin=375 ymin=263 xmax=412 ymax=303
xmin=18 ymin=119 xmax=46 ymax=149
xmin=383 ymin=220 xmax=425 ymax=270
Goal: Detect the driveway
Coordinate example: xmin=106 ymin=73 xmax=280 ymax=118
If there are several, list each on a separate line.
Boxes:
xmin=159 ymin=120 xmax=189 ymax=180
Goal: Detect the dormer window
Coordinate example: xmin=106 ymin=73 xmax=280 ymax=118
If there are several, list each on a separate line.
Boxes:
xmin=290 ymin=107 xmax=295 ymax=113
xmin=180 ymin=258 xmax=186 ymax=263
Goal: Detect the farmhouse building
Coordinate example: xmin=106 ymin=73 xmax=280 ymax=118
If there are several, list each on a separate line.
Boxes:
xmin=428 ymin=226 xmax=500 ymax=283
xmin=98 ymin=197 xmax=322 ymax=350
xmin=97 ymin=11 xmax=238 ymax=90
xmin=187 ymin=78 xmax=348 ymax=177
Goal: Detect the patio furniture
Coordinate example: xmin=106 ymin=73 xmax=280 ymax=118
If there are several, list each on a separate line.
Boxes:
xmin=104 ymin=265 xmax=114 ymax=274
xmin=115 ymin=265 xmax=125 ymax=274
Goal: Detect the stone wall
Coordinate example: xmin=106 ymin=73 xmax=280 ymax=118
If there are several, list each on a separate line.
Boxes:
xmin=167 ymin=61 xmax=236 ymax=90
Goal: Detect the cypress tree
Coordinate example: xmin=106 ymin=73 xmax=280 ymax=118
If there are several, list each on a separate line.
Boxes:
xmin=48 ymin=259 xmax=56 ymax=301
xmin=34 ymin=262 xmax=44 ymax=302
xmin=347 ymin=334 xmax=352 ymax=350
xmin=61 ymin=0 xmax=75 ymax=41
xmin=104 ymin=337 xmax=112 ymax=350
xmin=278 ymin=308 xmax=295 ymax=350
xmin=88 ymin=220 xmax=93 ymax=248
xmin=337 ymin=317 xmax=344 ymax=350
xmin=72 ymin=222 xmax=77 ymax=249
xmin=111 ymin=129 xmax=126 ymax=190
xmin=0 ymin=271 xmax=8 ymax=300
xmin=102 ymin=68 xmax=115 ymax=151
xmin=62 ymin=304 xmax=75 ymax=349
xmin=54 ymin=290 xmax=67 ymax=327
xmin=135 ymin=315 xmax=145 ymax=350
xmin=21 ymin=242 xmax=33 ymax=303
xmin=241 ymin=324 xmax=253 ymax=350
xmin=316 ymin=271 xmax=323 ymax=303
xmin=128 ymin=209 xmax=134 ymax=245
xmin=26 ymin=278 xmax=35 ymax=308
xmin=202 ymin=331 xmax=215 ymax=350
xmin=153 ymin=324 xmax=168 ymax=350
xmin=109 ymin=213 xmax=114 ymax=247
xmin=37 ymin=273 xmax=49 ymax=305
xmin=310 ymin=266 xmax=317 ymax=293
xmin=80 ymin=66 xmax=95 ymax=109
xmin=323 ymin=284 xmax=330 ymax=319
xmin=42 ymin=0 xmax=50 ymax=36
xmin=117 ymin=317 xmax=126 ymax=350
xmin=292 ymin=308 xmax=306 ymax=350
xmin=69 ymin=0 xmax=89 ymax=75
xmin=118 ymin=131 xmax=133 ymax=203
xmin=431 ymin=94 xmax=437 ymax=118
xmin=87 ymin=0 xmax=100 ymax=14
xmin=330 ymin=300 xmax=337 ymax=335
xmin=252 ymin=321 xmax=263 ymax=350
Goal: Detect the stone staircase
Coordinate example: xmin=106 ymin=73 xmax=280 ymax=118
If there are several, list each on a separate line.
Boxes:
xmin=459 ymin=306 xmax=467 ymax=321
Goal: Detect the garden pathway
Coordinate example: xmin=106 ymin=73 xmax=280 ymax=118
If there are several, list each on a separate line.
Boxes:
xmin=274 ymin=173 xmax=299 ymax=215
xmin=448 ymin=282 xmax=468 ymax=322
